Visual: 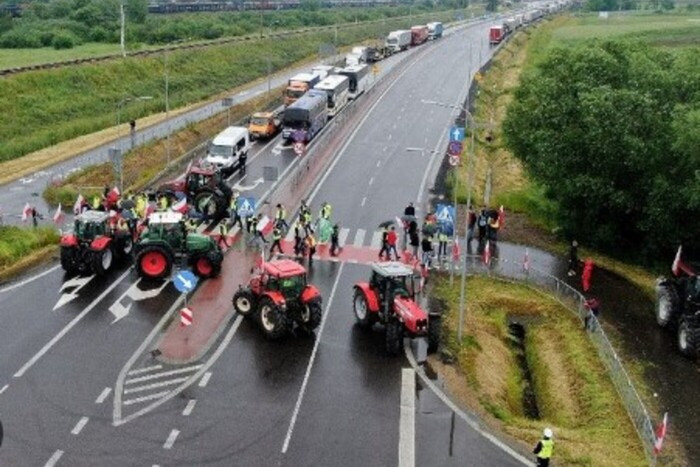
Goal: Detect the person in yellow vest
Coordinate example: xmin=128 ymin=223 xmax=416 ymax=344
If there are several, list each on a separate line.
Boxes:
xmin=270 ymin=225 xmax=284 ymax=255
xmin=319 ymin=201 xmax=332 ymax=220
xmin=305 ymin=232 xmax=317 ymax=265
xmin=437 ymin=229 xmax=449 ymax=261
xmin=135 ymin=194 xmax=146 ymax=219
xmin=218 ymin=221 xmax=230 ymax=250
xmin=533 ymin=428 xmax=554 ymax=467
xmin=91 ymin=195 xmax=102 ymax=211
xmin=275 ymin=203 xmax=288 ymax=231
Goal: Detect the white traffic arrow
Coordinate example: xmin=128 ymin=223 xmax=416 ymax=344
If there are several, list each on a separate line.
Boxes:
xmin=233 ymin=177 xmax=264 ymax=192
xmin=180 ymin=277 xmax=192 ymax=290
xmin=53 ymin=275 xmax=95 ymax=311
xmin=109 ymin=279 xmax=169 ymax=324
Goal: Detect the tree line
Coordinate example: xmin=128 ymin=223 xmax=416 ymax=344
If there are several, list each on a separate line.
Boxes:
xmin=503 ymin=40 xmax=700 ymax=264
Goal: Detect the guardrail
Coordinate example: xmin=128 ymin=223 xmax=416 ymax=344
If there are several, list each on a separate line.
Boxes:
xmin=462 ymin=253 xmax=658 ymax=465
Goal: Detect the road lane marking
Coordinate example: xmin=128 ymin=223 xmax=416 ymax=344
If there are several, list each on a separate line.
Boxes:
xmin=109 ymin=278 xmax=169 ymax=324
xmin=376 ymin=160 xmax=381 ymax=167
xmin=368 ymin=177 xmax=374 ymax=185
xmin=0 ymin=264 xmax=60 ymax=295
xmin=71 ymin=416 xmax=89 ymax=435
xmin=125 ymin=365 xmax=202 ymax=384
xmin=388 ymin=134 xmax=393 ymax=141
xmin=123 ymin=391 xmax=171 ymax=406
xmin=338 ymin=228 xmax=349 ymax=247
xmin=403 ymin=341 xmax=532 ymax=466
xmin=95 ymin=387 xmax=112 ymax=404
xmin=360 ymin=197 xmax=366 ymax=207
xmin=198 ymin=372 xmax=212 ymax=388
xmin=399 ymin=369 xmax=415 ymax=467
xmin=127 ymin=364 xmax=163 ymax=376
xmin=182 ymin=399 xmax=197 ymax=416
xmin=44 ymin=450 xmax=64 ymax=467
xmin=53 ymin=275 xmax=95 ymax=311
xmin=370 ymin=231 xmax=383 ymax=249
xmin=282 ymin=263 xmax=344 ymax=454
xmin=14 ymin=268 xmax=132 ymax=378
xmin=124 ymin=377 xmax=190 ymax=394
xmin=0 ymin=384 xmax=8 ymax=395
xmin=353 ymin=229 xmax=366 ymax=248
xmin=163 ymin=429 xmax=180 ymax=449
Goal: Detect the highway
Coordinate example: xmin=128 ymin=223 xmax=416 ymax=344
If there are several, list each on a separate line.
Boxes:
xmin=0 ymin=19 xmax=534 ymax=467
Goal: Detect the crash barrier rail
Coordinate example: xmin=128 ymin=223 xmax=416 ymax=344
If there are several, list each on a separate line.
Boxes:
xmin=462 ymin=253 xmax=658 ymax=465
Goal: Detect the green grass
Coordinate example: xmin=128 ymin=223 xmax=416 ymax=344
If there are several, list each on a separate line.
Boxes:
xmin=0 ymin=226 xmax=60 ymax=269
xmin=492 ymin=182 xmax=559 ymax=232
xmin=0 ymin=42 xmax=126 ymax=69
xmin=0 ymin=9 xmax=461 ymax=164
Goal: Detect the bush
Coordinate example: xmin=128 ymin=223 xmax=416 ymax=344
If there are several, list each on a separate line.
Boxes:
xmin=52 ymin=31 xmax=76 ymax=49
xmin=0 ymin=28 xmax=42 ymax=48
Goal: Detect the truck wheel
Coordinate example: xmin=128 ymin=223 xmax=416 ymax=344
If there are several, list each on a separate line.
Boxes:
xmin=300 ymin=298 xmax=323 ymax=332
xmin=136 ymin=245 xmax=173 ymax=280
xmin=232 ymin=288 xmax=256 ymax=318
xmin=353 ymin=289 xmax=372 ymax=328
xmin=60 ymin=247 xmax=79 ymax=274
xmin=428 ymin=316 xmax=441 ymax=353
xmin=385 ymin=319 xmax=403 ymax=356
xmin=92 ymin=244 xmax=114 ymax=276
xmin=677 ymin=317 xmax=698 ymax=359
xmin=258 ymin=297 xmax=289 ymax=339
xmin=655 ymin=280 xmax=679 ymax=328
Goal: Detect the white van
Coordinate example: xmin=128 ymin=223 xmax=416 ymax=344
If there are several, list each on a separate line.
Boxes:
xmin=205 ymin=126 xmax=251 ymax=176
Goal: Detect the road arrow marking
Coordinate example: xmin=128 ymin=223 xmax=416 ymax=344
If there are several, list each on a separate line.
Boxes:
xmin=233 ymin=177 xmax=264 ymax=192
xmin=109 ymin=279 xmax=169 ymax=324
xmin=53 ymin=275 xmax=95 ymax=311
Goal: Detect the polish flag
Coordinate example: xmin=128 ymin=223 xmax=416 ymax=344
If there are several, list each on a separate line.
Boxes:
xmin=73 ymin=194 xmax=85 ymax=215
xmin=171 ymin=197 xmax=188 ymax=214
xmin=671 ymin=246 xmax=683 ymax=276
xmin=498 ymin=205 xmax=505 ymax=229
xmin=53 ymin=203 xmax=64 ymax=225
xmin=653 ymin=412 xmax=669 ymax=455
xmin=257 ymin=215 xmax=273 ymax=236
xmin=483 ymin=240 xmax=491 ymax=266
xmin=452 ymin=240 xmax=460 ymax=263
xmin=21 ymin=203 xmax=32 ymax=222
xmin=523 ymin=248 xmax=530 ymax=271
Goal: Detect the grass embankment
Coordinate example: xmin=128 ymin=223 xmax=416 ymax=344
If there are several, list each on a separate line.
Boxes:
xmin=43 ymin=82 xmax=284 ymax=206
xmin=0 ymin=226 xmax=59 ymax=282
xmin=432 ymin=275 xmax=646 ymax=466
xmin=0 ymin=9 xmax=460 ymax=166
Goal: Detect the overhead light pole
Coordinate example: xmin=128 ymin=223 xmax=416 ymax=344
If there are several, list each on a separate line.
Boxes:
xmin=115 ymin=95 xmax=153 ymax=192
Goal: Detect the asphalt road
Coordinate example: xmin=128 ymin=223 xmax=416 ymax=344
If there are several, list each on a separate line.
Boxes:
xmin=0 ymin=19 xmax=535 ymax=467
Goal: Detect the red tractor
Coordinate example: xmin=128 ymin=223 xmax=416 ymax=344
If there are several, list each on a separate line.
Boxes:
xmin=156 ymin=164 xmax=233 ymax=219
xmin=353 ymin=262 xmax=440 ymax=355
xmin=59 ymin=210 xmax=134 ymax=275
xmin=232 ymin=259 xmax=323 ymax=339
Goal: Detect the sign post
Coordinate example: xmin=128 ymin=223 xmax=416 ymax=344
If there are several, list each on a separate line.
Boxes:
xmin=173 ymin=270 xmax=198 ymax=326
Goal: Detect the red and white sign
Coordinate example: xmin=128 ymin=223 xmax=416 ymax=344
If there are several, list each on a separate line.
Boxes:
xmin=180 ymin=307 xmax=193 ymax=327
xmin=448 ymin=154 xmax=460 ymax=167
xmin=483 ymin=240 xmax=491 ymax=266
xmin=293 ymin=142 xmax=306 ymax=156
xmin=21 ymin=203 xmax=32 ymax=222
xmin=53 ymin=203 xmax=64 ymax=225
xmin=654 ymin=412 xmax=669 ymax=455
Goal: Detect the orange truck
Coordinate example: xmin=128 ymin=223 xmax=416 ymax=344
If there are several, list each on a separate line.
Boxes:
xmin=248 ymin=111 xmax=281 ymax=140
xmin=284 ymin=73 xmax=322 ymax=107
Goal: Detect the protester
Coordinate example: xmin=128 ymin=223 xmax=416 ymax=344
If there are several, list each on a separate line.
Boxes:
xmin=378 ymin=226 xmax=389 ymax=260
xmin=409 ymin=228 xmax=420 ymax=259
xmin=293 ymin=219 xmax=303 ymax=256
xmin=467 ymin=205 xmax=477 ymax=244
xmin=270 ymin=225 xmax=283 ymax=255
xmin=421 ymin=235 xmax=433 ymax=268
xmin=404 ymin=202 xmax=415 ymax=217
xmin=533 ymin=428 xmax=554 ymax=467
xmin=477 ymin=207 xmax=488 ymax=241
xmin=305 ymin=232 xmax=317 ymax=265
xmin=387 ymin=226 xmax=399 ymax=260
xmin=330 ymin=224 xmax=340 ymax=257
xmin=275 ymin=203 xmax=288 ymax=232
xmin=567 ymin=240 xmax=579 ymax=276
xmin=437 ymin=227 xmax=448 ymax=261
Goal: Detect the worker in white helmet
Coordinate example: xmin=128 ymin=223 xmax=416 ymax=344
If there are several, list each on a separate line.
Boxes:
xmin=533 ymin=427 xmax=554 ymax=466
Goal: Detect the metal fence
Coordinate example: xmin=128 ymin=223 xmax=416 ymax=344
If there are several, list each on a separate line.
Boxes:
xmin=462 ymin=253 xmax=658 ymax=465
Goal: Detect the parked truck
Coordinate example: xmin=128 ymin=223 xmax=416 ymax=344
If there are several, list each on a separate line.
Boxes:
xmin=385 ymin=30 xmax=411 ymax=53
xmin=489 ymin=25 xmax=505 ymax=45
xmin=504 ymin=17 xmax=518 ymax=34
xmin=284 ymin=73 xmax=321 ymax=107
xmin=346 ymin=46 xmax=369 ymax=66
xmin=281 ymin=92 xmax=328 ymax=143
xmin=427 ymin=21 xmax=443 ymax=39
xmin=410 ymin=25 xmax=429 ymax=46
xmin=248 ymin=111 xmax=281 ymax=140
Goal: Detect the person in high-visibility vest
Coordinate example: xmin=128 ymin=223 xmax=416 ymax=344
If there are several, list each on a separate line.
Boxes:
xmin=230 ymin=192 xmax=243 ymax=229
xmin=218 ymin=222 xmax=230 ymax=250
xmin=305 ymin=232 xmax=317 ymax=265
xmin=91 ymin=195 xmax=102 ymax=211
xmin=533 ymin=428 xmax=554 ymax=466
xmin=293 ymin=220 xmax=303 ymax=256
xmin=270 ymin=226 xmax=284 ymax=255
xmin=275 ymin=203 xmax=288 ymax=232
xmin=319 ymin=201 xmax=332 ymax=220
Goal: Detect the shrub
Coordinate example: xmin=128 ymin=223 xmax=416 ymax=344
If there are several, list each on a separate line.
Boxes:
xmin=0 ymin=28 xmax=42 ymax=48
xmin=52 ymin=31 xmax=76 ymax=49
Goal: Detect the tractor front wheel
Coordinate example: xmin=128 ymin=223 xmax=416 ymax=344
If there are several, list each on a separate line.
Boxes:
xmin=258 ymin=297 xmax=288 ymax=340
xmin=92 ymin=245 xmax=114 ymax=276
xmin=233 ymin=288 xmax=256 ymax=318
xmin=300 ymin=298 xmax=323 ymax=332
xmin=136 ymin=245 xmax=173 ymax=280
xmin=677 ymin=317 xmax=698 ymax=359
xmin=385 ymin=319 xmax=403 ymax=356
xmin=60 ymin=247 xmax=80 ymax=274
xmin=353 ymin=289 xmax=372 ymax=328
xmin=193 ymin=251 xmax=222 ymax=279
xmin=655 ymin=280 xmax=679 ymax=328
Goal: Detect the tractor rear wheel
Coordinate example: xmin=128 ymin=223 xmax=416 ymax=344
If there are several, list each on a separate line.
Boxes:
xmin=353 ymin=289 xmax=372 ymax=328
xmin=385 ymin=319 xmax=403 ymax=356
xmin=655 ymin=280 xmax=679 ymax=328
xmin=92 ymin=244 xmax=114 ymax=276
xmin=136 ymin=245 xmax=173 ymax=280
xmin=258 ymin=297 xmax=288 ymax=340
xmin=677 ymin=317 xmax=698 ymax=359
xmin=232 ymin=288 xmax=256 ymax=318
xmin=195 ymin=191 xmax=226 ymax=219
xmin=60 ymin=247 xmax=79 ymax=274
xmin=300 ymin=298 xmax=323 ymax=332
xmin=428 ymin=316 xmax=441 ymax=353
xmin=192 ymin=251 xmax=222 ymax=279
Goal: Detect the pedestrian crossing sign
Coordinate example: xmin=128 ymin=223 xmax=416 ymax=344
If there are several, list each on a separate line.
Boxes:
xmin=436 ymin=204 xmax=455 ymax=236
xmin=237 ymin=197 xmax=256 ymax=217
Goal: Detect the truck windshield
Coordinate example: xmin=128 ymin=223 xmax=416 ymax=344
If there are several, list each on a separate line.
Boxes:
xmin=286 ymin=89 xmax=305 ymax=99
xmin=209 ymin=145 xmax=231 ymax=158
xmin=251 ymin=117 xmax=268 ymax=126
xmin=387 ymin=39 xmax=397 ymax=45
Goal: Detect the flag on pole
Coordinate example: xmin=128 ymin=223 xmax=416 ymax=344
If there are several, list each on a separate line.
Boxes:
xmin=53 ymin=203 xmax=64 ymax=225
xmin=653 ymin=412 xmax=668 ymax=455
xmin=483 ymin=240 xmax=491 ymax=266
xmin=523 ymin=248 xmax=530 ymax=271
xmin=21 ymin=203 xmax=32 ymax=222
xmin=498 ymin=205 xmax=505 ymax=230
xmin=452 ymin=239 xmax=460 ymax=263
xmin=671 ymin=245 xmax=683 ymax=276
xmin=73 ymin=194 xmax=85 ymax=215
xmin=171 ymin=197 xmax=188 ymax=214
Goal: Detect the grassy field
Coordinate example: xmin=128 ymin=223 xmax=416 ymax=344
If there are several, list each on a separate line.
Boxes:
xmin=0 ymin=226 xmax=59 ymax=270
xmin=432 ymin=275 xmax=646 ymax=466
xmin=0 ymin=42 xmax=126 ymax=69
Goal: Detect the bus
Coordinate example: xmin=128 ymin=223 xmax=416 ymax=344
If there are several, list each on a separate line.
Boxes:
xmin=313 ymin=75 xmax=351 ymax=118
xmin=281 ymin=92 xmax=328 ymax=143
xmin=338 ymin=64 xmax=369 ymax=100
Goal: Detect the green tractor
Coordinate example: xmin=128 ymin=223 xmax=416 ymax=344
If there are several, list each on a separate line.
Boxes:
xmin=134 ymin=212 xmax=223 ymax=280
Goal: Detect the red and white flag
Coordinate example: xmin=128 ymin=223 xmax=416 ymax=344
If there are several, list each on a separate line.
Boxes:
xmin=73 ymin=194 xmax=85 ymax=215
xmin=654 ymin=412 xmax=669 ymax=455
xmin=180 ymin=307 xmax=193 ymax=327
xmin=523 ymin=248 xmax=530 ymax=271
xmin=452 ymin=240 xmax=460 ymax=263
xmin=483 ymin=240 xmax=491 ymax=266
xmin=671 ymin=246 xmax=683 ymax=276
xmin=171 ymin=197 xmax=188 ymax=214
xmin=498 ymin=205 xmax=505 ymax=229
xmin=53 ymin=203 xmax=64 ymax=225
xmin=21 ymin=203 xmax=32 ymax=222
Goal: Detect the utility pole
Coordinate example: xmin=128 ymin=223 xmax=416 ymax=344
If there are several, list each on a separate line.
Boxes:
xmin=267 ymin=57 xmax=272 ymax=95
xmin=120 ymin=2 xmax=126 ymax=57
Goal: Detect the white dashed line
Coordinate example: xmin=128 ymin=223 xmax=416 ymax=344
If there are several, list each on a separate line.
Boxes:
xmin=368 ymin=177 xmax=374 ymax=185
xmin=123 ymin=391 xmax=171 ymax=406
xmin=199 ymin=372 xmax=213 ymax=388
xmin=353 ymin=229 xmax=366 ymax=248
xmin=44 ymin=450 xmax=64 ymax=467
xmin=125 ymin=365 xmax=203 ymax=384
xmin=376 ymin=160 xmax=381 ymax=167
xmin=182 ymin=399 xmax=197 ymax=416
xmin=399 ymin=369 xmax=415 ymax=467
xmin=127 ymin=364 xmax=163 ymax=376
xmin=71 ymin=417 xmax=89 ymax=435
xmin=361 ymin=197 xmax=367 ymax=207
xmin=124 ymin=377 xmax=189 ymax=394
xmin=95 ymin=387 xmax=112 ymax=404
xmin=163 ymin=429 xmax=180 ymax=449
xmin=0 ymin=384 xmax=8 ymax=395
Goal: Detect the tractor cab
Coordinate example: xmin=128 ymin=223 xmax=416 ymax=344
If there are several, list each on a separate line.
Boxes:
xmin=369 ymin=262 xmax=417 ymax=303
xmin=258 ymin=260 xmax=308 ymax=300
xmin=185 ymin=167 xmax=219 ymax=193
xmin=142 ymin=211 xmax=186 ymax=248
xmin=73 ymin=210 xmax=110 ymax=242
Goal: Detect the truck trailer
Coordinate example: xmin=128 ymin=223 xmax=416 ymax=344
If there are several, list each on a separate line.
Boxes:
xmin=284 ymin=73 xmax=321 ymax=107
xmin=385 ymin=30 xmax=411 ymax=53
xmin=489 ymin=26 xmax=505 ymax=45
xmin=410 ymin=25 xmax=429 ymax=46
xmin=427 ymin=22 xmax=443 ymax=39
xmin=282 ymin=92 xmax=328 ymax=143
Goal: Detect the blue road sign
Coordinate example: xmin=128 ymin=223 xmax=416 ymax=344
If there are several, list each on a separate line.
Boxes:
xmin=448 ymin=141 xmax=463 ymax=155
xmin=449 ymin=127 xmax=465 ymax=142
xmin=237 ymin=197 xmax=256 ymax=217
xmin=435 ymin=204 xmax=456 ymax=237
xmin=173 ymin=269 xmax=198 ymax=294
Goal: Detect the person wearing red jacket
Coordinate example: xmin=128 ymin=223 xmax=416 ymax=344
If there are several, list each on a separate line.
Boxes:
xmin=387 ymin=226 xmax=399 ymax=261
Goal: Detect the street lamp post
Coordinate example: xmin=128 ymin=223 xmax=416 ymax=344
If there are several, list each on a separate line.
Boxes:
xmin=115 ymin=95 xmax=153 ymax=192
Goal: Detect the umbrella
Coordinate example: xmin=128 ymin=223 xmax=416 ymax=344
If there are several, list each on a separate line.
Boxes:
xmin=421 ymin=222 xmax=437 ymax=237
xmin=378 ymin=216 xmax=407 ymax=230
xmin=120 ymin=199 xmax=136 ymax=210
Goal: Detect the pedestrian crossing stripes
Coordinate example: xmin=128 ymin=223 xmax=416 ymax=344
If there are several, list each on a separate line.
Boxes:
xmin=353 ymin=229 xmax=366 ymax=248
xmin=337 ymin=228 xmax=349 ymax=247
xmin=370 ymin=231 xmax=383 ymax=249
xmin=120 ymin=364 xmax=202 ymax=408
